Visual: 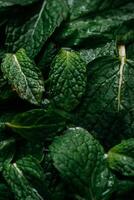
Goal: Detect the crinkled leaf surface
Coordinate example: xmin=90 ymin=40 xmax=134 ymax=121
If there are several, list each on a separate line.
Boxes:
xmin=16 ymin=155 xmax=45 ymax=181
xmin=55 ymin=3 xmax=134 ymax=48
xmin=16 ymin=155 xmax=49 ymax=199
xmin=108 ymin=138 xmax=134 ymax=176
xmin=3 ymin=163 xmax=43 ymax=200
xmin=50 ymin=127 xmax=115 ymax=200
xmin=0 ymin=0 xmax=134 ymax=199
xmin=1 ymin=48 xmax=44 ymax=105
xmin=49 ymin=49 xmax=87 ymax=111
xmin=75 ymin=55 xmax=134 ymax=146
xmin=6 ymin=108 xmax=67 ymax=141
xmin=6 ymin=0 xmax=68 ymax=58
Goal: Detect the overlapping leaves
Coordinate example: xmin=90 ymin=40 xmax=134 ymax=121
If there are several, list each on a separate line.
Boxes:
xmin=6 ymin=0 xmax=68 ymax=58
xmin=0 ymin=0 xmax=134 ymax=200
xmin=50 ymin=127 xmax=116 ymax=200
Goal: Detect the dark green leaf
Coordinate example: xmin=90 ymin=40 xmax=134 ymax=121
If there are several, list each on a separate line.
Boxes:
xmin=3 ymin=163 xmax=43 ymax=200
xmin=50 ymin=127 xmax=115 ymax=200
xmin=49 ymin=49 xmax=87 ymax=111
xmin=0 ymin=0 xmax=39 ymax=6
xmin=54 ymin=3 xmax=134 ymax=48
xmin=127 ymin=43 xmax=134 ymax=59
xmin=75 ymin=46 xmax=134 ymax=146
xmin=0 ymin=49 xmax=5 ymax=59
xmin=6 ymin=108 xmax=67 ymax=141
xmin=37 ymin=42 xmax=58 ymax=72
xmin=16 ymin=155 xmax=49 ymax=199
xmin=49 ymin=183 xmax=66 ymax=200
xmin=116 ymin=19 xmax=134 ymax=45
xmin=67 ymin=0 xmax=133 ymax=20
xmin=0 ymin=138 xmax=15 ymax=171
xmin=1 ymin=48 xmax=44 ymax=105
xmin=16 ymin=141 xmax=44 ymax=162
xmin=6 ymin=0 xmax=68 ymax=58
xmin=116 ymin=179 xmax=134 ymax=195
xmin=108 ymin=138 xmax=134 ymax=176
xmin=80 ymin=40 xmax=116 ymax=64
xmin=0 ymin=183 xmax=13 ymax=200
xmin=0 ymin=74 xmax=14 ymax=102
xmin=16 ymin=155 xmax=45 ymax=181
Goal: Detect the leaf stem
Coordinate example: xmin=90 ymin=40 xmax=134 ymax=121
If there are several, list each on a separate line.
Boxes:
xmin=117 ymin=45 xmax=126 ymax=111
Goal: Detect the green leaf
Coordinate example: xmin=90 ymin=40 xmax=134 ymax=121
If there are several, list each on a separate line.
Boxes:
xmin=0 ymin=138 xmax=15 ymax=171
xmin=1 ymin=48 xmax=44 ymax=105
xmin=3 ymin=163 xmax=43 ymax=200
xmin=80 ymin=40 xmax=116 ymax=64
xmin=49 ymin=49 xmax=87 ymax=111
xmin=50 ymin=127 xmax=115 ymax=200
xmin=0 ymin=0 xmax=38 ymax=7
xmin=6 ymin=0 xmax=68 ymax=58
xmin=16 ymin=155 xmax=45 ymax=182
xmin=116 ymin=19 xmax=134 ymax=45
xmin=37 ymin=42 xmax=58 ymax=72
xmin=116 ymin=179 xmax=134 ymax=195
xmin=108 ymin=138 xmax=134 ymax=176
xmin=49 ymin=183 xmax=66 ymax=200
xmin=0 ymin=74 xmax=14 ymax=102
xmin=15 ymin=155 xmax=49 ymax=198
xmin=75 ymin=46 xmax=134 ymax=146
xmin=54 ymin=3 xmax=134 ymax=48
xmin=6 ymin=108 xmax=67 ymax=141
xmin=127 ymin=43 xmax=134 ymax=59
xmin=67 ymin=0 xmax=132 ymax=20
xmin=0 ymin=49 xmax=5 ymax=59
xmin=16 ymin=141 xmax=44 ymax=162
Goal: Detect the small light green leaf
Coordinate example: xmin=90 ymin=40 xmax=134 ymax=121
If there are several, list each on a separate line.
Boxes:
xmin=108 ymin=138 xmax=134 ymax=176
xmin=3 ymin=163 xmax=43 ymax=200
xmin=6 ymin=108 xmax=67 ymax=141
xmin=6 ymin=0 xmax=68 ymax=58
xmin=0 ymin=138 xmax=15 ymax=171
xmin=1 ymin=48 xmax=44 ymax=105
xmin=49 ymin=49 xmax=87 ymax=111
xmin=50 ymin=127 xmax=115 ymax=200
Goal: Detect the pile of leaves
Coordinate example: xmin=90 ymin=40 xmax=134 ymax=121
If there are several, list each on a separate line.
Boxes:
xmin=0 ymin=0 xmax=134 ymax=199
